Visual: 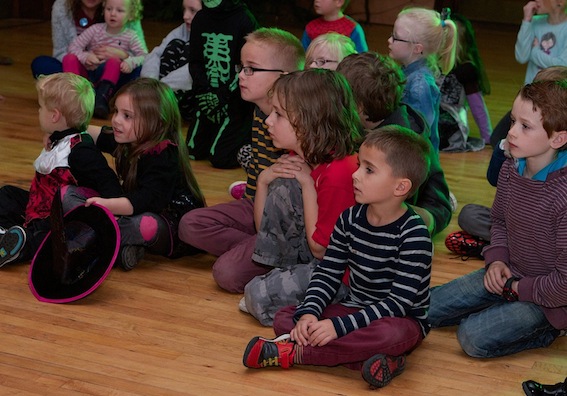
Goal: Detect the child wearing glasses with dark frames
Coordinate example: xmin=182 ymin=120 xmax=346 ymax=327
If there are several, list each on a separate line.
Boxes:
xmin=389 ymin=7 xmax=457 ymax=152
xmin=305 ymin=32 xmax=357 ymax=70
xmin=178 ymin=27 xmax=305 ymax=293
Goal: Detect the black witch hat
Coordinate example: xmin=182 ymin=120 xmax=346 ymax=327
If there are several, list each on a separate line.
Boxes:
xmin=28 ymin=192 xmax=120 ymax=303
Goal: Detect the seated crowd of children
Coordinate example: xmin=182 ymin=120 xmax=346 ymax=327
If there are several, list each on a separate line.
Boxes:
xmin=2 ymin=0 xmax=567 ymax=392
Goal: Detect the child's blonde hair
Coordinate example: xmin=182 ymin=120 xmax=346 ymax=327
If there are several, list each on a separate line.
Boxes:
xmin=305 ymin=32 xmax=357 ymax=67
xmin=102 ymin=0 xmax=143 ymax=22
xmin=398 ymin=7 xmax=457 ymax=75
xmin=245 ymin=28 xmax=305 ymax=72
xmin=36 ymin=72 xmax=94 ymax=131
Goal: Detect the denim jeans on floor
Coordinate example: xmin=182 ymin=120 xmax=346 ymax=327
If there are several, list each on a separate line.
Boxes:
xmin=429 ymin=268 xmax=559 ymax=358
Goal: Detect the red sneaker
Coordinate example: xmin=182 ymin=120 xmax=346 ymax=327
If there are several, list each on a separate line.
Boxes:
xmin=243 ymin=334 xmax=295 ymax=369
xmin=362 ymin=354 xmax=406 ymax=388
xmin=444 ymin=230 xmax=488 ymax=260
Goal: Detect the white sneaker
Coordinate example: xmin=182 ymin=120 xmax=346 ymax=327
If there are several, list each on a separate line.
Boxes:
xmin=449 ymin=191 xmax=458 ymax=213
xmin=238 ymin=296 xmax=249 ymax=313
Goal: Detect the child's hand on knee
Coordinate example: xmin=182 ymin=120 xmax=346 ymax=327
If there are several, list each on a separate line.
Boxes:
xmin=291 ymin=314 xmax=317 ymax=346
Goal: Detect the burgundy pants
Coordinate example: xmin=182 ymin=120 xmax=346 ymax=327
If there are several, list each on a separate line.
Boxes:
xmin=178 ymin=198 xmax=270 ymax=292
xmin=273 ymin=304 xmax=424 ymax=370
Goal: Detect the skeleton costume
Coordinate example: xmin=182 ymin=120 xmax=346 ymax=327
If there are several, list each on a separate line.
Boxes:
xmin=186 ymin=0 xmax=259 ymax=169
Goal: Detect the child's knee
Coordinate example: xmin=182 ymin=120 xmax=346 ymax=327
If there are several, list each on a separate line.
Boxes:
xmin=456 ymin=322 xmax=489 ymax=358
xmin=212 ymin=258 xmax=244 ymax=293
xmin=139 ymin=215 xmax=159 ymax=242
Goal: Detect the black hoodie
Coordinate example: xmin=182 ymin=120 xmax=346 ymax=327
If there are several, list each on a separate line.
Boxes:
xmin=189 ymin=0 xmax=259 ymax=96
xmin=380 ymin=104 xmax=452 ymax=236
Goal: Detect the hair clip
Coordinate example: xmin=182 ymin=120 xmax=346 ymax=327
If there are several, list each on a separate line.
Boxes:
xmin=441 ymin=7 xmax=451 ymax=27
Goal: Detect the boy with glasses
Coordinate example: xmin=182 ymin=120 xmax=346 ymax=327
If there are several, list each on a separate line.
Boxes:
xmin=179 ymin=27 xmax=305 ymax=293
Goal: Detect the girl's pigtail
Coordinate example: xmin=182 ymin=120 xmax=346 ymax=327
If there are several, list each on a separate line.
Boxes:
xmin=437 ymin=17 xmax=457 ymax=75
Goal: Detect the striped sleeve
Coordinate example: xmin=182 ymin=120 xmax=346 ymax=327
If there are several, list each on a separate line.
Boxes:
xmin=294 ymin=207 xmax=354 ymax=320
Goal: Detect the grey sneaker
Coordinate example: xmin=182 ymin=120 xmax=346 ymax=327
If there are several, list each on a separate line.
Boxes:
xmin=119 ymin=245 xmax=145 ymax=271
xmin=0 ymin=225 xmax=26 ymax=268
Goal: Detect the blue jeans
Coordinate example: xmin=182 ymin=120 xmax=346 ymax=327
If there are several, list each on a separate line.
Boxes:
xmin=429 ymin=269 xmax=559 ymax=358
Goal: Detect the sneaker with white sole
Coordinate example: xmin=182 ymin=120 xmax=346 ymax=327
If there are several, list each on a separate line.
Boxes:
xmin=238 ymin=296 xmax=249 ymax=313
xmin=243 ymin=334 xmax=295 ymax=369
xmin=449 ymin=191 xmax=458 ymax=213
xmin=0 ymin=225 xmax=26 ymax=268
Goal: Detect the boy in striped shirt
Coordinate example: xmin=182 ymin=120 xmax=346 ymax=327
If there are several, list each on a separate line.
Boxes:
xmin=243 ymin=125 xmax=433 ymax=389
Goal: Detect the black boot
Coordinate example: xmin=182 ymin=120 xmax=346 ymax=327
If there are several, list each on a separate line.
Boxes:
xmin=94 ymin=80 xmax=115 ymax=119
xmin=522 ymin=378 xmax=567 ymax=396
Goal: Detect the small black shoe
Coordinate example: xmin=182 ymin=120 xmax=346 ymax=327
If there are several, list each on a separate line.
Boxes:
xmin=93 ymin=80 xmax=115 ymax=119
xmin=0 ymin=225 xmax=26 ymax=268
xmin=118 ymin=245 xmax=145 ymax=271
xmin=522 ymin=378 xmax=567 ymax=396
xmin=362 ymin=354 xmax=406 ymax=389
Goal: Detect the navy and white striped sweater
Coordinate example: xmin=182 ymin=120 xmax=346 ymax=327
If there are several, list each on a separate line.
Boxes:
xmin=294 ymin=204 xmax=433 ymax=338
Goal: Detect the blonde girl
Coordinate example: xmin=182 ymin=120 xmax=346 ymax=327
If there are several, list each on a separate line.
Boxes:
xmin=63 ymin=0 xmax=148 ymax=118
xmin=389 ymin=7 xmax=457 ymax=151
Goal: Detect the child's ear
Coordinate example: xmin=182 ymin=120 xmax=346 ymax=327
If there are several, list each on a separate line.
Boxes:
xmin=394 ymin=178 xmax=412 ymax=197
xmin=51 ymin=108 xmax=62 ymax=124
xmin=413 ymin=43 xmax=424 ymax=55
xmin=550 ymin=130 xmax=567 ymax=149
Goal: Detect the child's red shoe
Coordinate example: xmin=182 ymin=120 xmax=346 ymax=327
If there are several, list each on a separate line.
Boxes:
xmin=445 ymin=230 xmax=488 ymax=260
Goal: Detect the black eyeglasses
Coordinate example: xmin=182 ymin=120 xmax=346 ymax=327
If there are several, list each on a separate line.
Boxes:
xmin=310 ymin=58 xmax=338 ymax=67
xmin=235 ymin=65 xmax=284 ymax=76
xmin=390 ymin=32 xmax=415 ymax=44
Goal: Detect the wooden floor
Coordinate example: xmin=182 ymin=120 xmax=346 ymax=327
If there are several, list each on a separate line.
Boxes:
xmin=0 ymin=17 xmax=565 ymax=396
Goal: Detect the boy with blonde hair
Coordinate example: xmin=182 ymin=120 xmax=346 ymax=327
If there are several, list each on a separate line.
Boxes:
xmin=243 ymin=126 xmax=433 ymax=389
xmin=0 ymin=72 xmax=122 ymax=266
xmin=179 ymin=27 xmax=305 ymax=293
xmin=429 ymin=80 xmax=567 ymax=358
xmin=302 ymin=0 xmax=368 ymax=53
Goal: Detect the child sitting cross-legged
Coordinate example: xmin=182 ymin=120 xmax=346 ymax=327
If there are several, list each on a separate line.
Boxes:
xmin=243 ymin=125 xmax=433 ymax=389
xmin=428 ymin=79 xmax=567 ymax=358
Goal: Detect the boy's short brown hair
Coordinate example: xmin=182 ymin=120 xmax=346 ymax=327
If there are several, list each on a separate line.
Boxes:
xmin=36 ymin=73 xmax=94 ymax=131
xmin=362 ymin=125 xmax=430 ymax=196
xmin=245 ymin=27 xmax=305 ymax=72
xmin=519 ymin=80 xmax=567 ymax=145
xmin=337 ymin=52 xmax=405 ymax=123
xmin=534 ymin=66 xmax=567 ymax=83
